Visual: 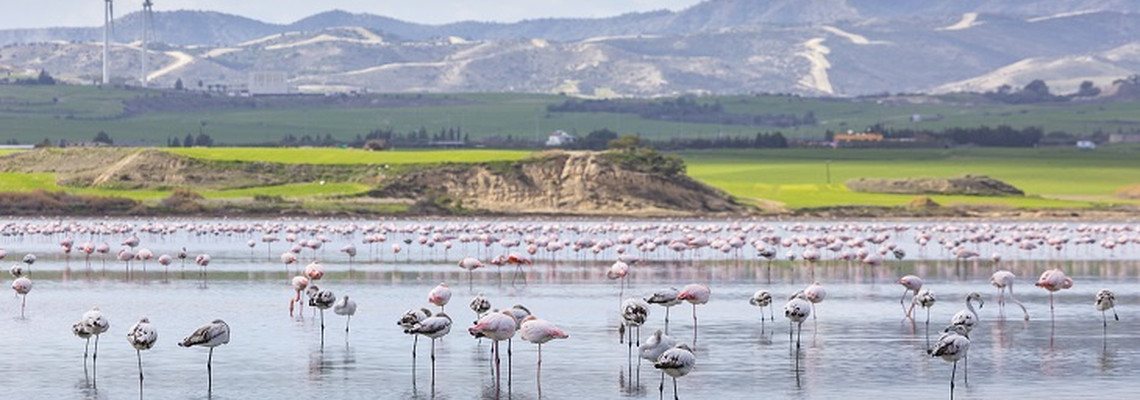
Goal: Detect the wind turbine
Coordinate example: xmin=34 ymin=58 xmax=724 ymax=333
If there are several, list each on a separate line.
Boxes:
xmin=102 ymin=0 xmax=114 ymax=85
xmin=140 ymin=0 xmax=154 ymax=86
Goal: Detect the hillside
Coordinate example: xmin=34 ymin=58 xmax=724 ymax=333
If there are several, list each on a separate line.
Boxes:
xmin=2 ymin=0 xmax=1140 ymax=96
xmin=0 ymin=148 xmax=746 ymax=217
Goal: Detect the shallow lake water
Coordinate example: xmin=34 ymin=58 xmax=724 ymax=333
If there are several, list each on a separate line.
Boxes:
xmin=2 ymin=219 xmax=1139 ymax=399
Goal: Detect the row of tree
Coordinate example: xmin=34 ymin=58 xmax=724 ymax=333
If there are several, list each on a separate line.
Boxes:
xmin=548 ymin=97 xmax=817 ymax=128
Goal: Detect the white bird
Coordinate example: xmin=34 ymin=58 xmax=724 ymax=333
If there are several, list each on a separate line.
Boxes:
xmin=677 ymin=283 xmax=710 ymax=349
xmin=288 ymin=276 xmax=309 ymax=319
xmin=931 ymin=324 xmax=970 ymax=400
xmin=990 ymin=270 xmax=1029 ymax=321
xmin=784 ymin=291 xmax=812 ymax=350
xmin=898 ymin=275 xmax=923 ymax=319
xmin=519 ymin=315 xmax=569 ymax=368
xmin=398 ymin=308 xmax=433 ymax=359
xmin=333 ymin=295 xmax=358 ymax=334
xmin=458 ymin=257 xmax=484 ymax=289
xmin=654 ymin=343 xmax=696 ymax=400
xmin=194 ymin=254 xmax=211 ymax=287
xmin=620 ymin=298 xmax=650 ymax=350
xmin=405 ymin=312 xmax=453 ymax=376
xmin=1095 ymin=289 xmax=1119 ymax=337
xmin=1035 ymin=267 xmax=1074 ymax=321
xmin=469 ymin=310 xmax=518 ymax=379
xmin=803 ymin=281 xmax=826 ymax=320
xmin=916 ymin=289 xmax=937 ymax=347
xmin=950 ymin=292 xmax=984 ymax=335
xmin=645 ymin=287 xmax=682 ymax=334
xmin=640 ymin=329 xmax=677 ymax=395
xmin=428 ymin=282 xmax=452 ymax=312
xmin=309 ymin=289 xmax=337 ymax=347
xmin=178 ymin=319 xmax=231 ymax=395
xmin=78 ymin=307 xmax=110 ymax=380
xmin=11 ymin=276 xmax=31 ymax=318
xmin=469 ymin=293 xmax=491 ymax=324
xmin=749 ymin=290 xmax=775 ymax=327
xmin=126 ymin=317 xmax=158 ymax=390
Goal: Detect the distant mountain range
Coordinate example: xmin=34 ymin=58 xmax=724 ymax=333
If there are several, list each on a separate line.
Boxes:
xmin=2 ymin=0 xmax=1139 ymax=96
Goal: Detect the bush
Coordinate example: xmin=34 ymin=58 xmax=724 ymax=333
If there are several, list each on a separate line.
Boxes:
xmin=159 ymin=188 xmax=206 ymax=213
xmin=603 ymin=147 xmax=686 ymax=176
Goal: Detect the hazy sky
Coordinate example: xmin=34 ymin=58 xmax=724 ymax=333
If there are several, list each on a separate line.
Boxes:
xmin=1 ymin=0 xmax=707 ymax=29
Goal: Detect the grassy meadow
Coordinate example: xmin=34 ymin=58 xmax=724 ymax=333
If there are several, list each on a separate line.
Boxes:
xmin=5 ymin=85 xmax=1140 ymax=146
xmin=164 ymin=148 xmax=532 ymax=164
xmin=682 ymin=147 xmax=1140 ymax=209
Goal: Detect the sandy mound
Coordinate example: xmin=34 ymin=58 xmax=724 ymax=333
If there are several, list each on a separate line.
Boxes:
xmin=846 ymin=174 xmax=1024 ymax=196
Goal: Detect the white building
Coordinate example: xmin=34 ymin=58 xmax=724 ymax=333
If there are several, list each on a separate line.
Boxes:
xmin=1076 ymin=140 xmax=1097 ymax=150
xmin=544 ymin=130 xmax=577 ymax=147
xmin=248 ymin=71 xmax=290 ymax=95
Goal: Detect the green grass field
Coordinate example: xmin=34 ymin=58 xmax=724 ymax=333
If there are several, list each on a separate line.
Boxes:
xmin=681 ymin=147 xmax=1140 ymax=209
xmin=0 ymin=173 xmax=372 ymax=201
xmin=164 ymin=148 xmax=532 ymax=164
xmin=5 ymin=85 xmax=1140 ymax=146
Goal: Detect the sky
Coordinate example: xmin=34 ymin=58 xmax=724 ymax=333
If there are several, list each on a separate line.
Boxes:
xmin=0 ymin=0 xmax=707 ymax=29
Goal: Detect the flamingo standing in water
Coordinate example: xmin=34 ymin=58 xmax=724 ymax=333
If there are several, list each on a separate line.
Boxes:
xmin=620 ymin=298 xmax=649 ymax=350
xmin=469 ymin=293 xmax=491 ymax=324
xmin=803 ymin=281 xmax=827 ymax=321
xmin=428 ymin=282 xmax=452 ymax=312
xmin=11 ymin=276 xmax=32 ymax=318
xmin=398 ymin=308 xmax=433 ymax=359
xmin=280 ymin=252 xmax=297 ymax=275
xmin=608 ymin=261 xmax=630 ymax=301
xmin=519 ymin=315 xmax=569 ymax=374
xmin=916 ymin=289 xmax=937 ymax=347
xmin=749 ymin=290 xmax=775 ymax=327
xmin=194 ymin=254 xmax=211 ymax=287
xmin=1035 ymin=268 xmax=1074 ymax=321
xmin=951 ymin=292 xmax=984 ymax=334
xmin=340 ymin=244 xmax=357 ymax=267
xmin=654 ymin=343 xmax=696 ymax=400
xmin=1095 ymin=289 xmax=1119 ymax=338
xmin=310 ymin=289 xmax=336 ymax=348
xmin=898 ymin=275 xmax=923 ymax=319
xmin=79 ymin=307 xmax=110 ymax=380
xmin=178 ymin=319 xmax=231 ymax=395
xmin=334 ymin=295 xmax=358 ymax=335
xmin=677 ymin=284 xmax=710 ymax=350
xmin=931 ymin=324 xmax=970 ymax=400
xmin=469 ymin=310 xmax=518 ymax=381
xmin=784 ymin=291 xmax=812 ymax=350
xmin=990 ymin=270 xmax=1029 ymax=321
xmin=288 ymin=276 xmax=309 ymax=319
xmin=458 ymin=257 xmax=484 ymax=290
xmin=639 ymin=329 xmax=677 ymax=397
xmin=125 ymin=317 xmax=157 ymax=394
xmin=645 ymin=287 xmax=681 ymax=334
xmin=156 ymin=254 xmax=172 ymax=282
xmin=405 ymin=312 xmax=452 ymax=378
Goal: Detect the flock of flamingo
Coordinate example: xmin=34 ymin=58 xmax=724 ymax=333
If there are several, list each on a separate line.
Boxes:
xmin=3 ymin=219 xmax=1137 ymax=399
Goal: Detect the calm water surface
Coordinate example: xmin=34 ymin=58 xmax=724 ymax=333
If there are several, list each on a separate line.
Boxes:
xmin=2 ymin=220 xmax=1139 ymax=399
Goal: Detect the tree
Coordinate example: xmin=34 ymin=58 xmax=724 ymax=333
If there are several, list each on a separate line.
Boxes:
xmin=579 ymin=128 xmax=619 ymax=150
xmin=183 ymin=133 xmax=194 ymax=147
xmin=36 ymin=69 xmax=55 ymax=85
xmin=608 ymin=135 xmax=641 ymax=151
xmin=174 ymin=78 xmax=184 ymax=91
xmin=1076 ymin=80 xmax=1101 ymax=97
xmin=93 ymin=131 xmax=113 ymax=145
xmin=170 ymin=136 xmax=181 ymax=147
xmin=1023 ymin=79 xmax=1051 ymax=97
xmin=194 ymin=133 xmax=214 ymax=147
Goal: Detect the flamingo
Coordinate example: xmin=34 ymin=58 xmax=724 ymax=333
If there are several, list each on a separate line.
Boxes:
xmin=178 ymin=319 xmax=231 ymax=395
xmin=458 ymin=257 xmax=484 ymax=290
xmin=640 ymin=329 xmax=677 ymax=397
xmin=784 ymin=291 xmax=812 ymax=350
xmin=156 ymin=254 xmax=172 ymax=281
xmin=126 ymin=317 xmax=157 ymax=393
xmin=117 ymin=248 xmax=135 ymax=278
xmin=1095 ymin=289 xmax=1119 ymax=337
xmin=803 ymin=281 xmax=826 ymax=320
xmin=645 ymin=287 xmax=682 ymax=334
xmin=677 ymin=284 xmax=710 ymax=350
xmin=80 ymin=307 xmax=110 ymax=380
xmin=916 ymin=289 xmax=936 ymax=347
xmin=519 ymin=315 xmax=569 ymax=372
xmin=428 ymin=282 xmax=452 ymax=312
xmin=11 ymin=276 xmax=31 ymax=318
xmin=990 ymin=270 xmax=1029 ymax=321
xmin=280 ymin=252 xmax=297 ymax=275
xmin=398 ymin=308 xmax=433 ymax=359
xmin=505 ymin=252 xmax=532 ymax=284
xmin=469 ymin=310 xmax=518 ymax=380
xmin=135 ymin=248 xmax=154 ymax=277
xmin=405 ymin=312 xmax=452 ymax=378
xmin=334 ymin=295 xmax=358 ymax=335
xmin=340 ymin=244 xmax=357 ymax=267
xmin=951 ymin=292 xmax=984 ymax=334
xmin=310 ymin=289 xmax=336 ymax=347
xmin=22 ymin=253 xmax=36 ymax=275
xmin=607 ymin=261 xmax=630 ymax=300
xmin=748 ymin=290 xmax=775 ymax=327
xmin=469 ymin=293 xmax=491 ymax=324
xmin=1035 ymin=268 xmax=1074 ymax=321
xmin=931 ymin=324 xmax=970 ymax=400
xmin=288 ymin=276 xmax=309 ymax=319
xmin=654 ymin=343 xmax=696 ymax=400
xmin=304 ymin=261 xmax=324 ymax=281
xmin=898 ymin=275 xmax=923 ymax=319
xmin=620 ymin=298 xmax=650 ymax=350
xmin=194 ymin=254 xmax=211 ymax=287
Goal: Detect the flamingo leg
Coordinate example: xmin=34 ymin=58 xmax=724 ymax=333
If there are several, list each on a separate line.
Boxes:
xmin=769 ymin=303 xmax=775 ymax=321
xmin=207 ymin=347 xmax=213 ymax=395
xmin=413 ymin=335 xmax=418 ymax=359
xmin=950 ymin=360 xmax=957 ymax=400
xmin=664 ymin=307 xmax=670 ymax=335
xmin=899 ymin=290 xmax=908 ymax=315
xmin=20 ymin=294 xmax=26 ymax=319
xmin=137 ymin=349 xmax=144 ymax=388
xmin=692 ymin=304 xmax=699 ymax=351
xmin=673 ymin=376 xmax=679 ymax=400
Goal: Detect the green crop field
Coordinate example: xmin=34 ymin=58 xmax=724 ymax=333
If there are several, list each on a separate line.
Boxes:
xmin=165 ymin=148 xmax=532 ymax=164
xmin=681 ymin=147 xmax=1140 ymax=209
xmin=0 ymin=173 xmax=372 ymax=201
xmin=5 ymin=85 xmax=1140 ymax=146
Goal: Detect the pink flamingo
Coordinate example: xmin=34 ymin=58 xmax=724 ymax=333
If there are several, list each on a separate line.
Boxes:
xmin=458 ymin=256 xmax=484 ymax=290
xmin=677 ymin=284 xmax=710 ymax=350
xmin=898 ymin=275 xmax=923 ymax=319
xmin=990 ymin=270 xmax=1029 ymax=321
xmin=1035 ymin=268 xmax=1073 ymax=321
xmin=11 ymin=276 xmax=32 ymax=318
xmin=289 ymin=276 xmax=309 ymax=319
xmin=428 ymin=282 xmax=452 ymax=312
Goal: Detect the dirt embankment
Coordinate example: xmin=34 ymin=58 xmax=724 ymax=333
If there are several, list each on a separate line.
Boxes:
xmin=370 ymin=151 xmax=746 ymax=217
xmin=846 ymin=174 xmax=1024 ymax=196
xmin=0 ymin=148 xmax=377 ymax=190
